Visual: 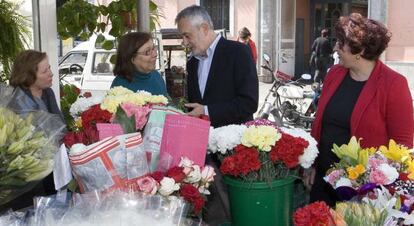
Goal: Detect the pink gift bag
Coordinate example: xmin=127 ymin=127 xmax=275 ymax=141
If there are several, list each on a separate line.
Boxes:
xmin=158 ymin=114 xmax=211 ymax=169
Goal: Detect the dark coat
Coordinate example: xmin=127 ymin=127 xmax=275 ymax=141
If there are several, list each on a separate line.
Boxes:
xmin=186 ymin=37 xmax=259 ymax=128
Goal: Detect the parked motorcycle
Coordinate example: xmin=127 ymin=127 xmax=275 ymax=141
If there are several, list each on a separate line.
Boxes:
xmin=257 ymin=54 xmax=319 ymax=130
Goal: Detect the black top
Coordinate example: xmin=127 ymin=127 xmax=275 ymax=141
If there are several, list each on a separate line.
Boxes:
xmin=312 ymin=37 xmax=333 ymax=57
xmin=316 ymin=73 xmax=366 ymax=174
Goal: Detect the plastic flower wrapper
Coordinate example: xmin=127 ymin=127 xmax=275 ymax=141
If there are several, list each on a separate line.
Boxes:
xmin=31 ymin=190 xmax=193 ymax=226
xmin=68 ymin=133 xmax=149 ymax=193
xmin=0 ymin=209 xmax=30 ymax=226
xmin=362 ymin=186 xmax=414 ymax=225
xmin=208 ymin=119 xmax=318 ymax=183
xmin=0 ymin=85 xmax=65 ymax=205
xmin=334 ymin=202 xmax=395 ymax=226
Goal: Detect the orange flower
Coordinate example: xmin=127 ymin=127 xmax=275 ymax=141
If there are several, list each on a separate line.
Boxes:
xmin=346 ymin=164 xmax=365 ymax=180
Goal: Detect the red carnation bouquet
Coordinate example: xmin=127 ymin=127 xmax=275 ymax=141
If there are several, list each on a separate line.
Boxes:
xmin=208 ymin=119 xmax=319 ymax=182
xmin=294 ymin=201 xmax=335 ymax=226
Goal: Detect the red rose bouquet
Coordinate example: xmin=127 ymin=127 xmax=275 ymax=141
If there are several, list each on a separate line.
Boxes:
xmin=134 ymin=157 xmax=215 ymax=215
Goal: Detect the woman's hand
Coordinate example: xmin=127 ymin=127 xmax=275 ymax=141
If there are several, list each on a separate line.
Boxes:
xmin=302 ymin=167 xmax=316 ymax=190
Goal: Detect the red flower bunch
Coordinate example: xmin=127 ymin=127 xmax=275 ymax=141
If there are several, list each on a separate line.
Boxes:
xmin=81 ymin=104 xmax=112 ymax=129
xmin=220 ymin=144 xmax=261 ymax=177
xmin=166 ymin=166 xmax=186 ymax=183
xmin=63 ymin=104 xmax=112 ymax=148
xmin=133 ymin=157 xmax=215 ymax=216
xmin=180 ymin=184 xmax=205 ymax=214
xmin=294 ymin=201 xmax=333 ymax=226
xmin=270 ymin=132 xmax=309 ymax=168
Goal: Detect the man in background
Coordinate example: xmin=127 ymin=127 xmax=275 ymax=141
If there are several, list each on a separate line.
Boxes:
xmin=311 ymin=28 xmax=333 ymax=83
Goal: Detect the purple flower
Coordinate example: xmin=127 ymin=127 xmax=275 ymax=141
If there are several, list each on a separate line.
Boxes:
xmin=244 ymin=119 xmax=278 ymax=128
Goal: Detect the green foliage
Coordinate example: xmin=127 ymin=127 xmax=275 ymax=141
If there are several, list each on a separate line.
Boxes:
xmin=57 ymin=0 xmax=160 ymax=50
xmin=113 ymin=106 xmax=136 ymax=134
xmin=175 ymin=97 xmax=189 ymax=113
xmin=60 ymin=84 xmax=80 ymax=131
xmin=57 ymin=0 xmax=100 ymax=41
xmin=0 ymin=0 xmax=30 ymax=82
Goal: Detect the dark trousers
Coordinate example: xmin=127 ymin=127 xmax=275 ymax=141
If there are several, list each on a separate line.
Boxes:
xmin=314 ymin=56 xmax=332 ymax=83
xmin=203 ymin=155 xmax=231 ymax=226
xmin=0 ymin=173 xmax=55 ymax=212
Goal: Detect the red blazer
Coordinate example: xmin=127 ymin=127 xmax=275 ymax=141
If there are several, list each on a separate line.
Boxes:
xmin=311 ymin=60 xmax=414 ymax=149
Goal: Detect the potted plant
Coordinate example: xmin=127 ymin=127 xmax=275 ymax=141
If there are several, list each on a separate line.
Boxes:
xmin=0 ymin=0 xmax=30 ymax=82
xmin=208 ymin=119 xmax=319 ymax=226
xmin=57 ymin=0 xmax=160 ymax=52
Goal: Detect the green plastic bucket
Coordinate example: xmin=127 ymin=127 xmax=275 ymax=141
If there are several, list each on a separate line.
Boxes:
xmin=223 ymin=176 xmax=295 ymax=226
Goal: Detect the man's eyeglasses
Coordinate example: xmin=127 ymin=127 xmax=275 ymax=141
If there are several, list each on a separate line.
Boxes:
xmin=136 ymin=45 xmax=157 ymax=56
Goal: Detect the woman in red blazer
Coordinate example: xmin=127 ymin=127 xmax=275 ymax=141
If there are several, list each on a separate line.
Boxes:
xmin=306 ymin=13 xmax=414 ymax=206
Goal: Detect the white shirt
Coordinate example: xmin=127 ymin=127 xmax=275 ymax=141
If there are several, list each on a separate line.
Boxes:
xmin=193 ymin=34 xmax=221 ymax=116
xmin=194 ymin=34 xmax=221 ymax=98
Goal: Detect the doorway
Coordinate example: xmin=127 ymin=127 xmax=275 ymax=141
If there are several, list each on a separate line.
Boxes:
xmin=295 ymin=18 xmax=305 ymax=77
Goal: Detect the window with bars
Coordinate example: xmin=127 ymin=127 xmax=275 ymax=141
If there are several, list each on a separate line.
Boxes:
xmin=200 ymin=0 xmax=230 ymax=31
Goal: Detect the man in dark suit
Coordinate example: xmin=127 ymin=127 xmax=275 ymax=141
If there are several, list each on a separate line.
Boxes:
xmin=176 ymin=5 xmax=258 ymax=225
xmin=176 ymin=5 xmax=258 ymax=128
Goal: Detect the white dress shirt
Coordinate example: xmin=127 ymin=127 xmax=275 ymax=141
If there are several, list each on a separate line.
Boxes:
xmin=193 ymin=34 xmax=221 ymax=115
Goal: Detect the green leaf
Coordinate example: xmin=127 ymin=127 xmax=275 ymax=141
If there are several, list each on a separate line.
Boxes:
xmin=114 ymin=106 xmax=136 ymax=134
xmin=110 ymin=54 xmax=117 ymax=64
xmin=96 ymin=33 xmax=105 ymax=43
xmin=102 ymin=40 xmax=114 ymax=50
xmin=79 ymin=32 xmax=89 ymax=41
xmin=99 ymin=5 xmax=108 ymax=16
xmin=150 ymin=1 xmax=158 ymax=11
xmin=98 ymin=22 xmax=106 ymax=33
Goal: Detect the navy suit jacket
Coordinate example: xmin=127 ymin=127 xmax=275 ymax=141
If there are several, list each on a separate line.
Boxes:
xmin=186 ymin=37 xmax=259 ymax=128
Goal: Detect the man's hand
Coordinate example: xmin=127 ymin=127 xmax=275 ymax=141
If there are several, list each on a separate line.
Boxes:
xmin=302 ymin=167 xmax=316 ymax=190
xmin=185 ymin=103 xmax=205 ymax=117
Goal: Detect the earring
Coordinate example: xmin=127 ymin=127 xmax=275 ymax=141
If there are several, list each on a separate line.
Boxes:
xmin=356 ymin=55 xmax=361 ymax=60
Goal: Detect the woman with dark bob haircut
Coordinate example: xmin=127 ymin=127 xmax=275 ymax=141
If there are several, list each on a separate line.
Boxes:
xmin=304 ymin=13 xmax=413 ymax=206
xmin=111 ymin=32 xmax=168 ymax=96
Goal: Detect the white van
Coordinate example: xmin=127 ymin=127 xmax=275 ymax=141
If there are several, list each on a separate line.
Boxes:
xmin=59 ymin=34 xmax=117 ymax=94
xmin=59 ymin=33 xmax=164 ymax=95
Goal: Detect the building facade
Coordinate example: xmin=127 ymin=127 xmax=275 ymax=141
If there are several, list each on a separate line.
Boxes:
xmin=155 ymin=0 xmax=414 ymax=87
